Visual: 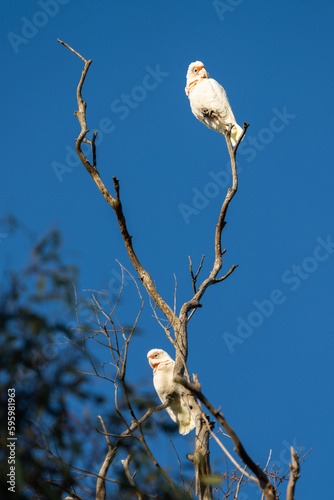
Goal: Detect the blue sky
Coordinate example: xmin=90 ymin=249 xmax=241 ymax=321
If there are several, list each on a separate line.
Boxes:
xmin=1 ymin=0 xmax=334 ymax=497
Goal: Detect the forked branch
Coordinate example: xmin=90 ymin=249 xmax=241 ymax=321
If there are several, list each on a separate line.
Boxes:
xmin=176 ymin=377 xmax=277 ymax=500
xmin=57 ymin=40 xmax=285 ymax=500
xmin=175 ymin=123 xmax=249 ymax=375
xmin=57 ymin=39 xmax=179 ymax=332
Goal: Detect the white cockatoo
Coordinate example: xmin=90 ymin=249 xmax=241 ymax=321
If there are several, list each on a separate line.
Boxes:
xmin=147 ymin=348 xmax=196 ymax=435
xmin=185 ymin=61 xmax=243 ymax=146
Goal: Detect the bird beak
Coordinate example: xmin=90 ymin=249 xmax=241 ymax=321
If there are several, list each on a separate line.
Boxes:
xmin=148 ymin=356 xmax=155 ymax=368
xmin=199 ymin=67 xmax=208 ymax=78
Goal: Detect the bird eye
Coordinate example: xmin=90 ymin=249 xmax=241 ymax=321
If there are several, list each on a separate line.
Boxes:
xmin=193 ymin=68 xmax=198 ymax=74
xmin=154 ymin=353 xmax=159 ymax=358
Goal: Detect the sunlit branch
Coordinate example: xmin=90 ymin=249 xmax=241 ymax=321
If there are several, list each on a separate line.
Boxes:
xmin=176 ymin=377 xmax=277 ymax=500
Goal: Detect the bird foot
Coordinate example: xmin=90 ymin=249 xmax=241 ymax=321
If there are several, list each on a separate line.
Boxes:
xmin=224 ymin=123 xmax=234 ymax=135
xmin=202 ymin=108 xmax=217 ymax=119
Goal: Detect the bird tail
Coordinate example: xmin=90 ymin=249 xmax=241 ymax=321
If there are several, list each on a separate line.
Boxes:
xmin=166 ymin=404 xmax=195 ymax=435
xmin=231 ymin=122 xmax=243 ymax=147
xmin=178 ymin=416 xmax=196 ymax=435
xmin=176 ymin=405 xmax=196 ymax=435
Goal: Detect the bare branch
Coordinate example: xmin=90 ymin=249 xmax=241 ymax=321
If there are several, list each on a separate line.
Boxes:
xmin=58 ymin=42 xmax=292 ymax=500
xmin=94 ymin=403 xmax=179 ymax=495
xmin=213 ymin=264 xmax=238 ymax=283
xmin=47 ymin=480 xmax=84 ymax=500
xmin=176 ymin=377 xmax=277 ymax=500
xmin=121 ymin=453 xmax=143 ymax=500
xmin=201 ymin=412 xmax=257 ymax=483
xmin=97 ymin=402 xmax=167 ymax=438
xmin=96 ymin=415 xmax=115 ymax=500
xmin=286 ymin=447 xmax=300 ymax=500
xmin=233 ymin=122 xmax=249 ymax=155
xmin=92 ymin=130 xmax=98 ymax=168
xmin=149 ymin=296 xmax=175 ymax=345
xmin=58 ymin=40 xmax=178 ymax=330
xmin=57 ymin=39 xmax=88 ymax=62
xmin=45 ymin=446 xmax=120 ymax=485
xmin=264 ymin=450 xmax=272 ymax=472
xmin=186 ymin=412 xmax=213 ymax=500
xmin=175 ymin=123 xmax=249 ymax=377
xmin=164 ymin=427 xmax=185 ymax=488
xmin=136 ymin=422 xmax=178 ymax=492
xmin=121 ymin=453 xmax=159 ymax=500
xmin=234 ymin=466 xmax=247 ymax=500
xmin=173 ymin=273 xmax=178 ymax=315
xmin=189 ymin=255 xmax=205 ymax=294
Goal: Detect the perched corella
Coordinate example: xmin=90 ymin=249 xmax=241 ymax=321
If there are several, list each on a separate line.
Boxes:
xmin=147 ymin=348 xmax=196 ymax=435
xmin=185 ymin=61 xmax=243 ymax=146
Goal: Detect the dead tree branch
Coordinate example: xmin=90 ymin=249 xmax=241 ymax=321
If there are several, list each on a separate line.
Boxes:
xmin=57 ymin=40 xmax=292 ymax=500
xmin=46 ymin=480 xmax=84 ymax=500
xmin=96 ymin=415 xmax=116 ymax=500
xmin=176 ymin=377 xmax=277 ymax=500
xmin=175 ymin=123 xmax=248 ymax=376
xmin=90 ymin=291 xmax=179 ymax=494
xmin=189 ymin=255 xmax=205 ymax=294
xmin=286 ymin=447 xmax=300 ymax=500
xmin=172 ymin=125 xmax=247 ymax=499
xmin=121 ymin=453 xmax=159 ymax=499
xmin=234 ymin=466 xmax=247 ymax=500
xmin=57 ymin=39 xmax=179 ymax=333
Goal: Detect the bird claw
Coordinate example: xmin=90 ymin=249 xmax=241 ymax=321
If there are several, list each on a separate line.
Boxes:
xmin=166 ymin=392 xmax=176 ymax=403
xmin=202 ymin=108 xmax=217 ymax=119
xmin=225 ymin=123 xmax=234 ymax=135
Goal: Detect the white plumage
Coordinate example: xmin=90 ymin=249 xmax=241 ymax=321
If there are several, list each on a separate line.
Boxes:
xmin=185 ymin=61 xmax=243 ymax=146
xmin=147 ymin=348 xmax=195 ymax=435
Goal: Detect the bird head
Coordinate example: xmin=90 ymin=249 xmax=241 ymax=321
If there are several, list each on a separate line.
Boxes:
xmin=186 ymin=61 xmax=209 ymax=80
xmin=185 ymin=61 xmax=209 ymax=95
xmin=147 ymin=348 xmax=173 ymax=372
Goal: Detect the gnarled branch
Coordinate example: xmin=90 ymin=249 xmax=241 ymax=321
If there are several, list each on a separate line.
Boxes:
xmin=57 ymin=39 xmax=179 ymax=334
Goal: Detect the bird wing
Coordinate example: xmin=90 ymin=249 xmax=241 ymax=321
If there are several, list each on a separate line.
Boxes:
xmin=190 ymin=78 xmax=237 ymax=125
xmin=153 ymin=363 xmax=195 ymax=434
xmin=174 ymin=395 xmax=196 ymax=435
xmin=165 ymin=391 xmax=196 ymax=434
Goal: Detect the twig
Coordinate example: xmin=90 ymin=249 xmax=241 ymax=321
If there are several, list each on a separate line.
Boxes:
xmin=200 ymin=412 xmax=257 ymax=483
xmin=92 ymin=130 xmax=98 ymax=168
xmin=57 ymin=39 xmax=88 ymax=63
xmin=149 ymin=296 xmax=175 ymax=345
xmin=164 ymin=428 xmax=185 ymax=488
xmin=234 ymin=465 xmax=247 ymax=500
xmin=121 ymin=453 xmax=158 ymax=499
xmin=47 ymin=480 xmax=84 ymax=500
xmin=213 ymin=264 xmax=238 ymax=283
xmin=45 ymin=447 xmax=120 ymax=485
xmin=121 ymin=453 xmax=142 ymax=499
xmin=189 ymin=255 xmax=205 ymax=294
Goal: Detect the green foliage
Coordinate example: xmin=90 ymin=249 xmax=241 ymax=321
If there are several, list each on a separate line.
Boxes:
xmin=0 ymin=222 xmax=101 ymax=499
